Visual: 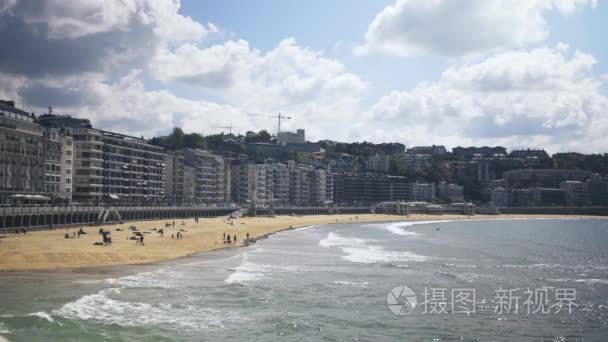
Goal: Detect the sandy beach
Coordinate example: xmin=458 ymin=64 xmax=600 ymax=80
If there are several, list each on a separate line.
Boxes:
xmin=0 ymin=213 xmax=604 ymax=271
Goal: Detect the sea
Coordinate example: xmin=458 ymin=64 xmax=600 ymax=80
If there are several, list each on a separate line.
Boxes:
xmin=0 ymin=218 xmax=607 ymax=341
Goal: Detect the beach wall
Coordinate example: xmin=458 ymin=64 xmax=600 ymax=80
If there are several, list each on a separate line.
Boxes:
xmin=0 ymin=205 xmax=236 ymax=232
xmin=500 ymin=206 xmax=608 ymax=216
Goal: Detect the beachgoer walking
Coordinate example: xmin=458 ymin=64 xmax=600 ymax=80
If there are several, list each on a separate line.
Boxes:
xmin=246 ymin=232 xmax=249 ymax=240
xmin=140 ymin=234 xmax=144 ymax=245
xmin=227 ymin=235 xmax=231 ymax=244
xmin=234 ymin=234 xmax=237 ymax=243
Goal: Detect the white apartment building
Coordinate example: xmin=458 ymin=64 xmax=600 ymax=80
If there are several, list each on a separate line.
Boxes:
xmin=559 ymin=180 xmax=591 ymax=206
xmin=183 ymin=149 xmax=231 ymax=203
xmin=490 ymin=187 xmax=510 ymax=207
xmin=411 ymin=182 xmax=436 ymax=201
xmin=277 ymin=129 xmax=305 ymax=145
xmin=365 ymin=154 xmax=390 ymax=172
xmin=398 ymin=153 xmax=432 ymax=170
xmin=42 ymin=127 xmax=73 ymax=201
xmin=164 ymin=150 xmax=184 ymax=203
xmin=437 ymin=181 xmax=464 ymax=203
xmin=183 ymin=165 xmax=195 ymax=202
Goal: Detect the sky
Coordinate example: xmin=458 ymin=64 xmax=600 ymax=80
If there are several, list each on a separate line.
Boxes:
xmin=0 ymin=0 xmax=607 ymax=154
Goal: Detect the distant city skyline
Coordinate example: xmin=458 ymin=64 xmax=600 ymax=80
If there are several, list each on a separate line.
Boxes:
xmin=0 ymin=0 xmax=607 ymax=154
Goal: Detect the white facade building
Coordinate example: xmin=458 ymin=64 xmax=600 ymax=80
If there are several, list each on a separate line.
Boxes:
xmin=365 ymin=154 xmax=390 ymax=172
xmin=437 ymin=181 xmax=464 ymax=203
xmin=277 ymin=129 xmax=305 ymax=145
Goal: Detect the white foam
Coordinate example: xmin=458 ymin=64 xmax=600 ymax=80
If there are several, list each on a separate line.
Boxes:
xmin=104 ymin=270 xmax=175 ymax=289
xmin=318 ymin=232 xmax=369 ymax=248
xmin=224 ymin=250 xmax=304 ymax=284
xmin=332 ymin=280 xmax=369 ymax=287
xmin=26 ymin=311 xmax=55 ymax=323
xmin=53 ymin=288 xmax=230 ymax=330
xmin=366 ymin=220 xmax=460 ymax=236
xmin=0 ymin=322 xmax=12 ymax=334
xmin=548 ymin=278 xmax=608 ymax=285
xmin=319 ymin=232 xmax=429 ymax=265
xmin=225 ymin=252 xmax=268 ymax=284
xmin=341 ymin=246 xmax=428 ymax=264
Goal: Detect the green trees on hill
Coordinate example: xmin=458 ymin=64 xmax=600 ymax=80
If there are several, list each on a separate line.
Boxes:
xmin=154 ymin=127 xmax=207 ymax=149
xmin=552 ymin=153 xmax=608 ymax=174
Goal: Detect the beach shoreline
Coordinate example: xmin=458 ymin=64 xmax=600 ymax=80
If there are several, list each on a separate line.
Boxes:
xmin=0 ymin=213 xmax=605 ymax=272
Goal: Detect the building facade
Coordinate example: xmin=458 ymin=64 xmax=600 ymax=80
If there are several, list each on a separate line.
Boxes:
xmin=183 ymin=149 xmax=230 ymax=203
xmin=164 ymin=150 xmax=185 ymax=203
xmin=38 ymin=114 xmax=167 ymax=204
xmin=277 ymin=129 xmax=305 ymax=145
xmin=406 ymin=145 xmax=447 ymax=156
xmin=42 ymin=126 xmax=73 ymax=202
xmin=437 ymin=181 xmax=464 ymax=203
xmin=559 ymin=180 xmax=591 ymax=206
xmin=365 ymin=154 xmax=390 ymax=172
xmin=0 ymin=100 xmax=45 ymax=203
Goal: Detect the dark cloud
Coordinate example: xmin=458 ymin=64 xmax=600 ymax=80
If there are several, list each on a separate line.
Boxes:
xmin=19 ymin=83 xmax=101 ymax=108
xmin=0 ymin=3 xmax=158 ymax=78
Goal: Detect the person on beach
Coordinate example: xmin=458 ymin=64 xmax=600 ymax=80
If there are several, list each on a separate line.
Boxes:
xmin=227 ymin=235 xmax=231 ymax=244
xmin=171 ymin=233 xmax=174 ymax=239
xmin=140 ymin=234 xmax=144 ymax=245
xmin=172 ymin=220 xmax=175 ymax=227
xmin=223 ymin=232 xmax=226 ymax=241
xmin=246 ymin=232 xmax=249 ymax=240
xmin=234 ymin=234 xmax=237 ymax=243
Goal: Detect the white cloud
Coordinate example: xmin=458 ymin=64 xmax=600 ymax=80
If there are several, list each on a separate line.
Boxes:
xmin=364 ymin=45 xmax=608 ymax=153
xmin=151 ymin=38 xmax=368 ymax=137
xmin=355 ymin=0 xmax=596 ymax=57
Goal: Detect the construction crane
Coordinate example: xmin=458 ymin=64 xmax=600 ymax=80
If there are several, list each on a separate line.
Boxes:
xmin=247 ymin=112 xmax=291 ymax=135
xmin=211 ymin=125 xmax=235 ymax=134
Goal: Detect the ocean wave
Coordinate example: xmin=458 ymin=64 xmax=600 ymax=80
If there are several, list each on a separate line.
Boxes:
xmin=319 ymin=232 xmax=429 ymax=265
xmin=53 ymin=288 xmax=231 ymax=330
xmin=224 ymin=255 xmax=267 ymax=285
xmin=224 ymin=250 xmax=305 ymax=284
xmin=547 ymin=278 xmax=608 ymax=285
xmin=26 ymin=312 xmax=56 ymax=324
xmin=318 ymin=232 xmax=369 ymax=248
xmin=0 ymin=322 xmax=12 ymax=334
xmin=332 ymin=280 xmax=369 ymax=287
xmin=103 ymin=270 xmax=177 ymax=289
xmin=365 ymin=220 xmax=460 ymax=237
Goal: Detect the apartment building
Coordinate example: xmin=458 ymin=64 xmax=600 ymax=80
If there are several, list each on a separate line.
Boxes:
xmin=183 ymin=165 xmax=195 ymax=202
xmin=277 ymin=129 xmax=305 ymax=145
xmin=559 ymin=180 xmax=591 ymax=206
xmin=164 ymin=150 xmax=185 ymax=203
xmin=436 ymin=181 xmax=464 ymax=203
xmin=271 ymin=162 xmax=290 ymax=205
xmin=37 ymin=114 xmax=166 ymax=203
xmin=41 ymin=126 xmax=73 ymax=201
xmin=183 ymin=149 xmax=230 ymax=203
xmin=0 ymin=100 xmax=45 ymax=203
xmin=365 ymin=154 xmax=389 ymax=172
xmin=410 ymin=182 xmax=436 ymax=202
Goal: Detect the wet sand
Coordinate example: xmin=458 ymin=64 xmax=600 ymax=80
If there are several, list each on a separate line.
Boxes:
xmin=0 ymin=213 xmax=603 ymax=271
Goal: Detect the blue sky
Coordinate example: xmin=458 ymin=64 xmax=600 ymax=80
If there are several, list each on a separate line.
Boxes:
xmin=0 ymin=0 xmax=607 ymax=153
